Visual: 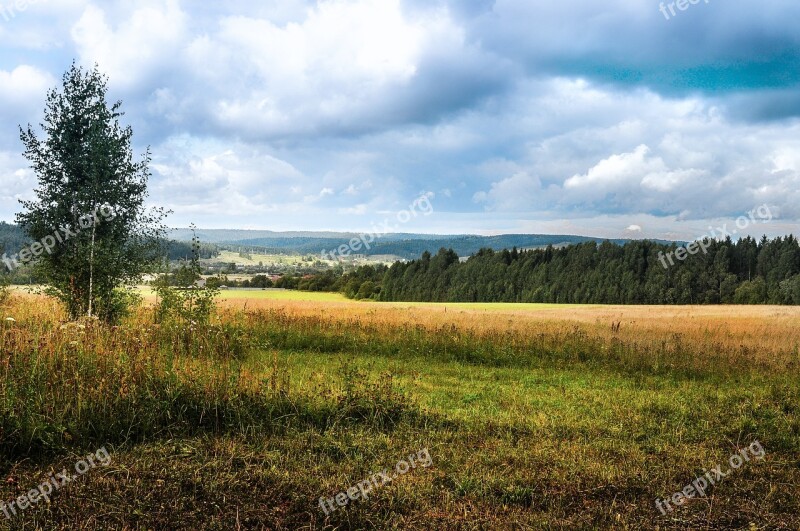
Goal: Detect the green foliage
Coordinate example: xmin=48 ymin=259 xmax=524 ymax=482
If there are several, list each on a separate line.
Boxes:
xmin=92 ymin=286 xmax=142 ymax=324
xmin=0 ymin=222 xmax=29 ymax=256
xmin=336 ymin=264 xmax=387 ymax=299
xmin=348 ymin=236 xmax=800 ymax=305
xmin=153 ymin=227 xmax=220 ymax=327
xmin=15 ymin=64 xmax=168 ymax=322
xmin=780 ymin=275 xmax=800 ymax=304
xmin=204 ymin=274 xmax=273 ymax=289
xmin=734 ymin=278 xmax=768 ymax=304
xmin=166 ymin=239 xmax=219 ymax=261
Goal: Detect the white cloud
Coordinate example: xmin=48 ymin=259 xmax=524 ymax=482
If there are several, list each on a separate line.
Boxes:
xmin=0 ymin=65 xmax=54 ymax=118
xmin=149 ymin=140 xmax=309 ymax=224
xmin=182 ymin=0 xmax=476 ymax=138
xmin=71 ymin=0 xmax=187 ymax=89
xmin=475 ymin=171 xmax=542 ymax=211
xmin=471 ymin=78 xmax=800 ymax=226
xmin=565 ymin=145 xmax=656 ymax=190
xmin=0 ymin=0 xmax=798 ymax=237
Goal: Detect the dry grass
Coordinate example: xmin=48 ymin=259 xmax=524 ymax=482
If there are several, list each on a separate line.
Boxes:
xmin=207 ymin=295 xmax=800 ymax=374
xmin=0 ymin=292 xmax=798 ymax=530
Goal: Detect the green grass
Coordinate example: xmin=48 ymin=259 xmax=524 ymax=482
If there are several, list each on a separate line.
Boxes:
xmin=379 ymin=301 xmax=596 ymax=311
xmin=0 ymin=299 xmax=798 ymax=529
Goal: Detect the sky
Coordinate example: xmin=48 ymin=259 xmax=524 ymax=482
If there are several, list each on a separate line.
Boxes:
xmin=0 ymin=0 xmax=799 ymax=240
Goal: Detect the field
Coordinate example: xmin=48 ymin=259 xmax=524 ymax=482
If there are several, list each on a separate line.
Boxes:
xmin=211 ymin=250 xmax=316 ymax=267
xmin=1 ymin=290 xmax=799 ymax=529
xmin=138 ymin=287 xmax=350 ymax=303
xmin=205 ymin=250 xmax=398 ymax=269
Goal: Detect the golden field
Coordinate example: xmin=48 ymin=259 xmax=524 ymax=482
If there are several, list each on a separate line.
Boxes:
xmin=0 ymin=290 xmax=798 ymax=529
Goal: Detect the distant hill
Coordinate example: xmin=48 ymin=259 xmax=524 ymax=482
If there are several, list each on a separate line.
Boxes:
xmin=0 ymin=222 xmax=29 ymax=253
xmin=0 ymin=223 xmax=209 ymax=261
xmin=1 ymin=224 xmax=681 ymax=263
xmin=168 ymin=228 xmax=451 ymax=243
xmin=201 ymin=231 xmax=680 ymax=261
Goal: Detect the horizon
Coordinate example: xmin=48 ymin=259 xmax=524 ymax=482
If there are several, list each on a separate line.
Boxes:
xmin=0 ymin=219 xmax=797 ymax=243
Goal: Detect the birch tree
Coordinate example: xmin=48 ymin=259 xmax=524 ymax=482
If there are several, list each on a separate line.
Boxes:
xmin=16 ymin=64 xmax=168 ymax=322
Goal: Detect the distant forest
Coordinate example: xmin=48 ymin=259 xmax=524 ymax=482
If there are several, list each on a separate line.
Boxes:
xmin=225 ymin=234 xmax=637 ymax=260
xmin=0 ymin=222 xmax=216 ymax=271
xmin=305 ymin=236 xmax=800 ymax=305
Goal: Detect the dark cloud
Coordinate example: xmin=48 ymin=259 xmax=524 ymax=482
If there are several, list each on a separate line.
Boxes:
xmin=467 ymin=0 xmax=800 ymax=113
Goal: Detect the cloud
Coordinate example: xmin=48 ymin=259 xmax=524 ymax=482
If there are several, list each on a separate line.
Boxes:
xmin=0 ymin=65 xmax=55 ymax=141
xmin=149 ymin=139 xmax=310 ymax=221
xmin=0 ymin=0 xmax=798 ymax=237
xmin=470 ymin=0 xmax=800 ymax=106
xmin=474 ymin=171 xmax=543 ymax=211
xmin=52 ymin=0 xmax=510 ymax=145
xmin=71 ymin=0 xmax=187 ymax=89
xmin=470 ymin=78 xmax=800 ymax=223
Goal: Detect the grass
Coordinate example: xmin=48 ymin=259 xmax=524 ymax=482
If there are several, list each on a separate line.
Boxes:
xmin=0 ymin=293 xmax=798 ymax=529
xmin=216 ymin=290 xmax=349 ymax=303
xmin=138 ymin=287 xmax=350 ymax=303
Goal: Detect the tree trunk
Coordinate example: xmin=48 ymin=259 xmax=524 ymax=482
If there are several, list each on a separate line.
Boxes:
xmin=88 ymin=219 xmax=96 ymax=318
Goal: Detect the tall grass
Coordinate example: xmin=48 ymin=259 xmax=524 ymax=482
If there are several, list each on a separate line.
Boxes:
xmin=0 ymin=297 xmax=423 ymax=460
xmin=2 ymin=292 xmax=795 ymax=462
xmin=1 ymin=294 xmax=799 ymax=528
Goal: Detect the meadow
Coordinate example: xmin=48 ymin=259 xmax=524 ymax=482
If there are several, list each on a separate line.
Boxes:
xmin=0 ymin=290 xmax=798 ymax=529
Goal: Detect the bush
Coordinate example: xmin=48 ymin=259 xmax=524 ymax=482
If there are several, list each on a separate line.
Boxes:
xmin=94 ymin=286 xmax=142 ymax=324
xmin=734 ymin=277 xmax=768 ymax=304
xmin=153 ymin=227 xmax=219 ymax=326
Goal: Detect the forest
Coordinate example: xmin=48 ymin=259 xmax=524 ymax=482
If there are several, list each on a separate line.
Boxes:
xmin=310 ymin=236 xmax=800 ymax=305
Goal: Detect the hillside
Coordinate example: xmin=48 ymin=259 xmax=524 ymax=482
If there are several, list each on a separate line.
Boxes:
xmin=172 ymin=229 xmax=679 ymax=260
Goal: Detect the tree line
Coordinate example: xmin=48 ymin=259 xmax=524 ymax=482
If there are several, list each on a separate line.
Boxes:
xmin=312 ymin=236 xmax=800 ymax=305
